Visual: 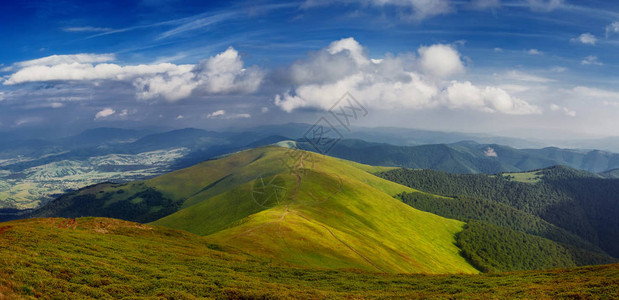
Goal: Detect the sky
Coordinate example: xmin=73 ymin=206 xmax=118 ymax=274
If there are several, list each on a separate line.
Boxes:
xmin=1 ymin=0 xmax=619 ymax=139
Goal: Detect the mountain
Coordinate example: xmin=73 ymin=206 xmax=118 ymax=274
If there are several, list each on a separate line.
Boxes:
xmin=600 ymin=168 xmax=619 ymax=178
xmin=296 ymin=139 xmax=619 ymax=174
xmin=4 ymin=124 xmax=619 ymax=210
xmin=377 ymin=166 xmax=619 ymax=258
xmin=20 ymin=146 xmax=615 ymax=274
xmin=231 ymin=123 xmax=546 ymax=148
xmin=27 ymin=146 xmax=478 ymax=274
xmin=1 ymin=217 xmax=617 ymax=299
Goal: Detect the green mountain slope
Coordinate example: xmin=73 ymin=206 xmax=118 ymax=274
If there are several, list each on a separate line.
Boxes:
xmin=153 ymin=147 xmax=477 ymax=274
xmin=28 ymin=146 xmax=476 ymax=274
xmin=2 ymin=218 xmax=617 ymax=299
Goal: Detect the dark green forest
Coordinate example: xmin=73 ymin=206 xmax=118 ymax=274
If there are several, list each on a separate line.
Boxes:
xmin=379 ymin=166 xmax=619 ymax=259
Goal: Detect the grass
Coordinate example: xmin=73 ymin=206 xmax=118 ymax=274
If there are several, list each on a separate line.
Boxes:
xmin=502 ymin=170 xmax=544 ymax=183
xmin=0 ymin=217 xmax=617 ymax=299
xmin=154 ymin=147 xmax=477 ymax=274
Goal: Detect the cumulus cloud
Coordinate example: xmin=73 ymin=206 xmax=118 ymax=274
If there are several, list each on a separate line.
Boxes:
xmin=94 ymin=108 xmax=115 ymax=120
xmin=571 ymin=33 xmax=597 ymax=45
xmin=418 ymin=44 xmax=464 ymax=78
xmin=550 ymin=104 xmax=576 ymax=117
xmin=581 ymin=55 xmax=603 ymax=66
xmin=274 ymin=38 xmax=539 ymax=115
xmin=526 ymin=0 xmax=563 ymax=12
xmin=5 ymin=47 xmax=264 ymax=102
xmin=444 ymin=81 xmax=541 ymax=115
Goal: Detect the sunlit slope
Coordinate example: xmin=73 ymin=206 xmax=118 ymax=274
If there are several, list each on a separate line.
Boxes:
xmin=154 ymin=147 xmax=478 ymax=274
xmin=1 ymin=218 xmax=616 ymax=299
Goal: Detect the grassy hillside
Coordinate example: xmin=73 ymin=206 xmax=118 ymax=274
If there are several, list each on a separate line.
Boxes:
xmin=27 ymin=146 xmax=476 ymax=274
xmin=1 ymin=217 xmax=617 ymax=299
xmin=154 ymin=147 xmax=477 ymax=274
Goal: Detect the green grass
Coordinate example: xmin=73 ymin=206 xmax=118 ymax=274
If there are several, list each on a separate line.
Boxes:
xmin=502 ymin=170 xmax=544 ymax=183
xmin=154 ymin=147 xmax=477 ymax=274
xmin=1 ymin=217 xmax=617 ymax=299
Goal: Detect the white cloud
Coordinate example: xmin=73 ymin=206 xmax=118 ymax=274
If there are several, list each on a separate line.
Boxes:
xmin=206 ymin=110 xmax=226 ymax=118
xmin=550 ymin=104 xmax=576 ymax=117
xmin=494 ymin=47 xmax=503 ymax=52
xmin=135 ymin=47 xmax=264 ymax=101
xmin=5 ymin=48 xmax=264 ymax=102
xmin=581 ymin=55 xmax=603 ymax=66
xmin=176 ymin=115 xmax=184 ymax=119
xmin=418 ymin=44 xmax=464 ymax=79
xmin=261 ymin=107 xmax=269 ymax=113
xmin=527 ymin=49 xmax=543 ymax=55
xmin=605 ymin=21 xmax=619 ymax=38
xmin=274 ymin=38 xmax=539 ymax=116
xmin=118 ymin=109 xmax=129 ymax=117
xmin=16 ymin=53 xmax=115 ymax=67
xmin=571 ymin=33 xmax=597 ymax=45
xmin=6 ymin=62 xmax=188 ymax=84
xmin=94 ymin=108 xmax=115 ymax=120
xmin=526 ymin=0 xmax=563 ymax=12
xmin=444 ymin=81 xmax=541 ymax=115
xmin=205 ymin=109 xmax=250 ymax=119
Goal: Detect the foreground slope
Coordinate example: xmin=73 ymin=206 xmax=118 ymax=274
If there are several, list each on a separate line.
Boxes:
xmin=1 ymin=218 xmax=618 ymax=299
xmin=153 ymin=147 xmax=478 ymax=274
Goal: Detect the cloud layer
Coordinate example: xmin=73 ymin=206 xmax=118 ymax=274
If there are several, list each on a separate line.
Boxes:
xmin=274 ymin=38 xmax=540 ymax=115
xmin=5 ymin=48 xmax=264 ymax=102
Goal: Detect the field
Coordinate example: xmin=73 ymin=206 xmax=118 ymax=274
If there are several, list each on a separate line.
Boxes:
xmin=1 ymin=217 xmax=617 ymax=299
xmin=0 ymin=148 xmax=188 ymax=209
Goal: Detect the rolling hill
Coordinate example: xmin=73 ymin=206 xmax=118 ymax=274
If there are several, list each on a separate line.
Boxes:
xmin=26 ymin=146 xmax=479 ymax=274
xmin=1 ymin=217 xmax=617 ymax=299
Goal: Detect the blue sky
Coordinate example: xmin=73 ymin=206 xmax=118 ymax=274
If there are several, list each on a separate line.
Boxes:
xmin=1 ymin=0 xmax=619 ymax=138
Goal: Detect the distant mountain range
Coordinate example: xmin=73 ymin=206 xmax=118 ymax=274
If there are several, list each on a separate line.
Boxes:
xmin=296 ymin=138 xmax=619 ymax=174
xmin=2 ymin=124 xmax=619 ymax=209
